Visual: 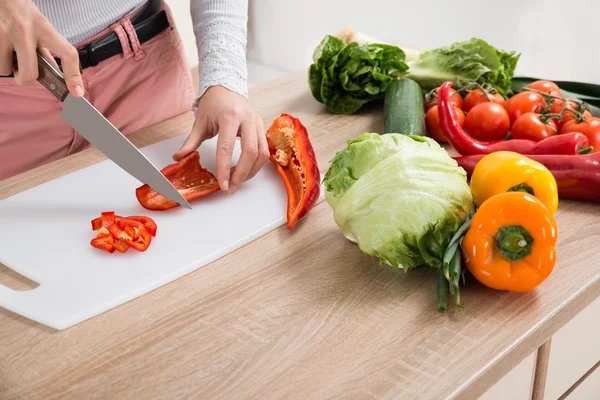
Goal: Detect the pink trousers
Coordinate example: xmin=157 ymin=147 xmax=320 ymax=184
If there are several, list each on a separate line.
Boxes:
xmin=0 ymin=2 xmax=195 ymax=181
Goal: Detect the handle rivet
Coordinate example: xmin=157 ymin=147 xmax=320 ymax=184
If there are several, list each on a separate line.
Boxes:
xmin=49 ymin=83 xmax=56 ymax=91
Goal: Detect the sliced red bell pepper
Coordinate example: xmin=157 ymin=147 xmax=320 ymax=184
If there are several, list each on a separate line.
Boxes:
xmin=113 ymin=239 xmax=130 ymax=253
xmin=135 ymin=151 xmax=221 ymax=211
xmin=101 ymin=211 xmax=115 ymax=227
xmin=90 ymin=213 xmax=155 ymax=253
xmin=266 ymin=114 xmax=321 ymax=229
xmin=118 ymin=219 xmax=152 ymax=251
xmin=91 ymin=217 xmax=102 ymax=230
xmin=121 ymin=216 xmax=157 ymax=236
xmin=91 ymin=234 xmax=115 ymax=253
xmin=92 ymin=214 xmax=123 ymax=230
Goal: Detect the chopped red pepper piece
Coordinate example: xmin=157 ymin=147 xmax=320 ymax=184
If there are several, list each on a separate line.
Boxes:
xmin=90 ymin=213 xmax=155 ymax=253
xmin=92 ymin=214 xmax=123 ymax=230
xmin=91 ymin=234 xmax=115 ymax=253
xmin=122 ymin=216 xmax=157 ymax=236
xmin=91 ymin=217 xmax=102 ymax=230
xmin=113 ymin=239 xmax=130 ymax=253
xmin=101 ymin=211 xmax=115 ymax=228
xmin=135 ymin=151 xmax=220 ymax=211
xmin=266 ymin=114 xmax=320 ymax=229
xmin=118 ymin=219 xmax=152 ymax=251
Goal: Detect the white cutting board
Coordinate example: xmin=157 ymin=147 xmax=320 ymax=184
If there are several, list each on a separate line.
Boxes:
xmin=0 ymin=134 xmax=325 ymax=330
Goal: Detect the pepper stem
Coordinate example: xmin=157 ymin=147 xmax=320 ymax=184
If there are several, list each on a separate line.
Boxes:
xmin=579 ymin=146 xmax=594 ymax=154
xmin=495 ymin=225 xmax=534 ymax=262
xmin=507 ymin=182 xmax=535 ymax=196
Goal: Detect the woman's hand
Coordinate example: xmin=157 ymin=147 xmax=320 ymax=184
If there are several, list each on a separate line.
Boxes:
xmin=174 ymin=86 xmax=270 ymax=194
xmin=0 ymin=0 xmax=84 ymax=97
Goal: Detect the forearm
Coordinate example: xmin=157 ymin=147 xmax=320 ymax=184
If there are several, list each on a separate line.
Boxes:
xmin=190 ymin=0 xmax=248 ymax=110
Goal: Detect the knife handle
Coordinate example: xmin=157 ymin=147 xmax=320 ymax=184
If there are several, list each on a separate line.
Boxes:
xmin=12 ymin=51 xmax=69 ymax=101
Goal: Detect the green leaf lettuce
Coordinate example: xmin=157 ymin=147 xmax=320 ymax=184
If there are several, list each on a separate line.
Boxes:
xmin=405 ymin=38 xmax=520 ymax=96
xmin=308 ymin=35 xmax=408 ymax=114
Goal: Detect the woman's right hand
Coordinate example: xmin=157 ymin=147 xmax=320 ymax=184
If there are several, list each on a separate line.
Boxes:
xmin=0 ymin=0 xmax=85 ymax=97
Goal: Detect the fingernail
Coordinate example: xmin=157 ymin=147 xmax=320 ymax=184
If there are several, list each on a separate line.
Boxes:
xmin=229 ymin=185 xmax=237 ymax=195
xmin=222 ymin=180 xmax=229 ymax=191
xmin=74 ymin=85 xmax=84 ymax=97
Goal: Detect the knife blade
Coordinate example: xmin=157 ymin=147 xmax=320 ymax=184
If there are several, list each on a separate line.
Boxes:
xmin=16 ymin=50 xmax=191 ymax=209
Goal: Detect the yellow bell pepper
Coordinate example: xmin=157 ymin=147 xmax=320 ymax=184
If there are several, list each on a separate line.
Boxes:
xmin=469 ymin=151 xmax=559 ymax=214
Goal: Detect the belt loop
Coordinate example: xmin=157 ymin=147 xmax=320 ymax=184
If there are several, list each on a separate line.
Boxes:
xmin=111 ymin=22 xmax=134 ymax=60
xmin=122 ymin=19 xmax=146 ymax=61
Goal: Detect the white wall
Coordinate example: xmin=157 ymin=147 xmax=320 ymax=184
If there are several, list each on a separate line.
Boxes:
xmin=165 ymin=0 xmax=198 ymax=67
xmin=168 ymin=0 xmax=600 ymax=83
xmin=246 ymin=0 xmax=599 ymax=83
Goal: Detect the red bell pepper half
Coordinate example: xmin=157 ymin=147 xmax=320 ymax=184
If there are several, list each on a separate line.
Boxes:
xmin=135 ymin=151 xmax=221 ymax=211
xmin=266 ymin=114 xmax=320 ymax=229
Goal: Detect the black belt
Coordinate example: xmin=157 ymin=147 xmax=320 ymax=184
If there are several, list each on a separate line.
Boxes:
xmin=4 ymin=0 xmax=169 ymax=77
xmin=78 ymin=0 xmax=168 ymax=69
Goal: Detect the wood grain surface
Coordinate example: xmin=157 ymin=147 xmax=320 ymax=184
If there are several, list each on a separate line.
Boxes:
xmin=532 ymin=340 xmax=552 ymax=400
xmin=1 ymin=70 xmax=599 ymax=400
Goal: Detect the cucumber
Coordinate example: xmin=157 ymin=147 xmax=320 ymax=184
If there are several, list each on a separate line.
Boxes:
xmin=383 ymin=79 xmax=425 ymax=136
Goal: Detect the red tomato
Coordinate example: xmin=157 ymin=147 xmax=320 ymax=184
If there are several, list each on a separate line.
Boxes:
xmin=425 ymin=87 xmax=463 ymax=110
xmin=526 ymin=80 xmax=562 ymax=97
xmin=511 ymin=113 xmax=557 ymax=142
xmin=425 ymin=105 xmax=465 ymax=143
xmin=504 ymin=92 xmax=547 ymax=125
xmin=561 ymin=118 xmax=600 ymax=153
xmin=462 ymin=89 xmax=506 ymax=112
xmin=464 ymin=102 xmax=510 ymax=141
xmin=551 ymin=98 xmax=593 ymax=129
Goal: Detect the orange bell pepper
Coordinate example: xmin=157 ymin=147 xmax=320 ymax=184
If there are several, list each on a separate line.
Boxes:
xmin=462 ymin=192 xmax=558 ymax=292
xmin=469 ymin=151 xmax=559 ymax=215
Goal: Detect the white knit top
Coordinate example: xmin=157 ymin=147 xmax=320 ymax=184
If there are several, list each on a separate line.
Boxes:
xmin=32 ymin=0 xmax=249 ymax=104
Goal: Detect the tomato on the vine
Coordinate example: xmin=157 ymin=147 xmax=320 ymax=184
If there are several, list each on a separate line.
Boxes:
xmin=504 ymin=92 xmax=547 ymax=125
xmin=550 ymin=98 xmax=593 ymax=128
xmin=425 ymin=87 xmax=463 ymax=110
xmin=425 ymin=105 xmax=465 ymax=143
xmin=462 ymin=89 xmax=505 ymax=112
xmin=511 ymin=113 xmax=557 ymax=142
xmin=526 ymin=80 xmax=562 ymax=98
xmin=464 ymin=102 xmax=510 ymax=141
xmin=561 ymin=118 xmax=600 ymax=153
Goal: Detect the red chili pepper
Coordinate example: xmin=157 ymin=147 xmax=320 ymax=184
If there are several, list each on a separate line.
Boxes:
xmin=438 ymin=81 xmax=591 ymax=156
xmin=136 ymin=151 xmax=220 ymax=211
xmin=266 ymin=114 xmax=321 ymax=230
xmin=454 ymin=152 xmax=600 ymax=202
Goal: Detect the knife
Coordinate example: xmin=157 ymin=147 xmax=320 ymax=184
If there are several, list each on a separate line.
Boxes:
xmin=13 ymin=51 xmax=192 ymax=209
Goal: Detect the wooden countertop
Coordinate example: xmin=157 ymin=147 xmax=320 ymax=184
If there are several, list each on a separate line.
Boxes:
xmin=1 ymin=70 xmax=599 ymax=400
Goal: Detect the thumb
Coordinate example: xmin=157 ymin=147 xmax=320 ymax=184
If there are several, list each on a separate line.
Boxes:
xmin=41 ymin=29 xmax=85 ymax=98
xmin=173 ymin=116 xmax=210 ymax=161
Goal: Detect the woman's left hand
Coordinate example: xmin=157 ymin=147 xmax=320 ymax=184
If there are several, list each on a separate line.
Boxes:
xmin=174 ymin=85 xmax=270 ymax=194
